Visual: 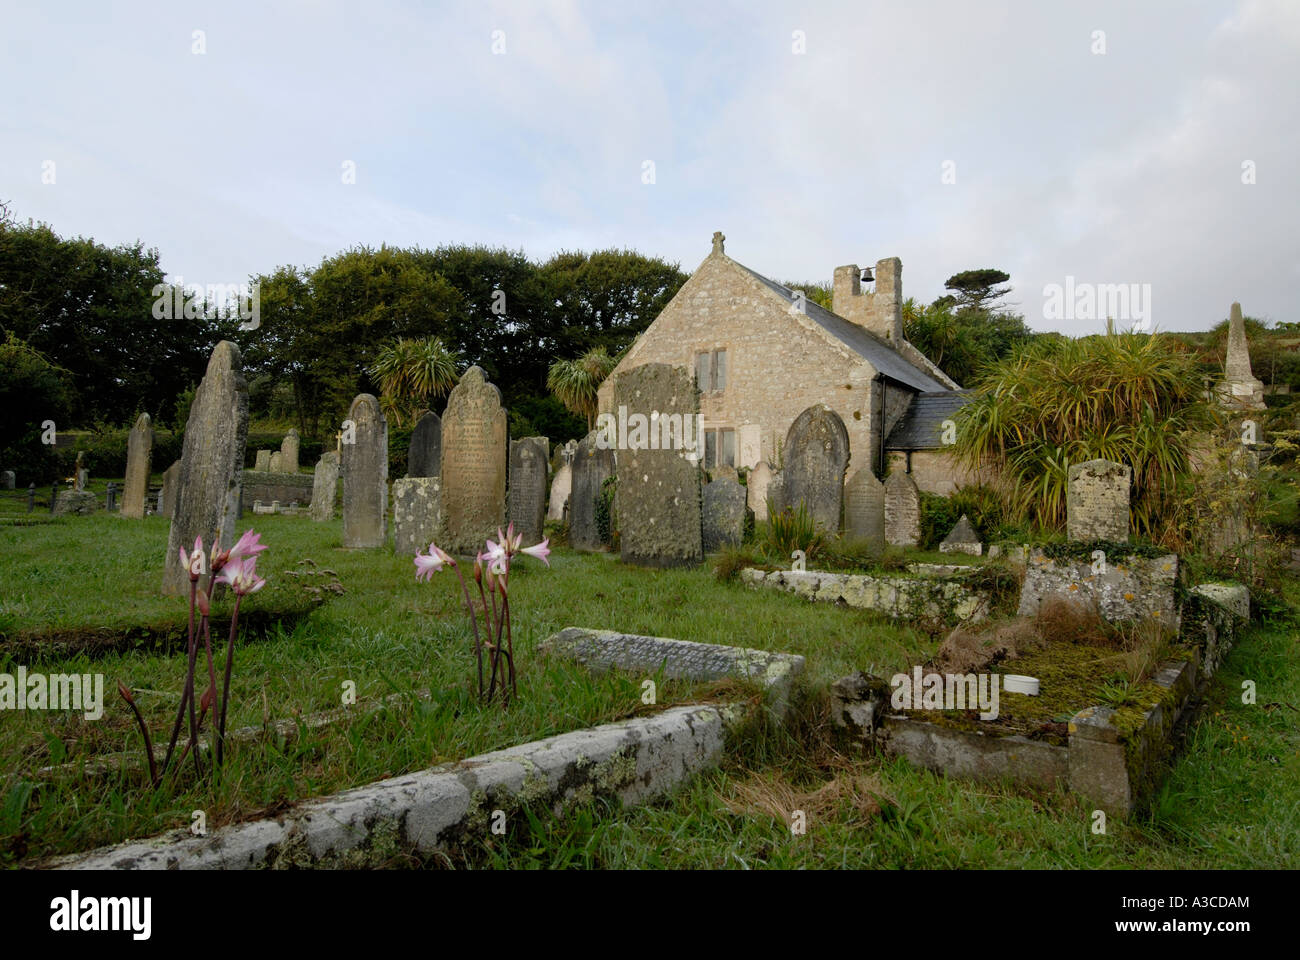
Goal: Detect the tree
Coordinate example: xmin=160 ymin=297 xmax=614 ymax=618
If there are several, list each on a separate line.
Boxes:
xmin=0 ymin=334 xmax=76 ymax=482
xmin=903 ymin=297 xmax=1032 ymax=386
xmin=548 ymin=347 xmax=618 ymax=430
xmin=942 ymin=268 xmax=1012 ymax=313
xmin=367 ymin=336 xmax=461 ymax=427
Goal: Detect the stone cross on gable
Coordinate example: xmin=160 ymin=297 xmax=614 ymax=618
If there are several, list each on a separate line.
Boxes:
xmin=712 ymin=231 xmax=725 ymax=255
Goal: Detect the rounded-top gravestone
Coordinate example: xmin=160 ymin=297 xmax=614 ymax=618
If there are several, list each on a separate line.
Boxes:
xmin=781 ymin=404 xmax=849 ymax=534
xmin=439 ymin=366 xmax=507 ymax=554
xmin=342 ymin=394 xmax=388 ymax=548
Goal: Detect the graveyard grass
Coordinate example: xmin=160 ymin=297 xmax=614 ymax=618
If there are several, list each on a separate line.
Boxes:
xmin=1 ymin=506 xmax=1296 ymax=868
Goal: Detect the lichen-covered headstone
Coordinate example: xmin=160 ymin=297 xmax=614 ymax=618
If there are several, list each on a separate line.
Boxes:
xmin=120 ymin=412 xmax=153 ymax=519
xmin=439 ymin=366 xmax=507 ymax=554
xmin=939 ymin=514 xmax=982 ymax=556
xmin=54 ymin=489 xmax=98 ymax=515
xmin=310 ymin=451 xmax=340 ymax=522
xmin=547 ymin=461 xmax=572 ymax=522
xmin=613 ymin=363 xmax=702 ymax=567
xmin=280 ymin=429 xmax=300 ymax=474
xmin=509 ymin=436 xmax=549 ymax=544
xmin=844 ymin=467 xmax=885 ymax=555
xmin=781 ymin=404 xmax=849 ymax=534
xmin=883 ymin=471 xmax=920 ymax=547
xmin=254 ymin=450 xmax=271 ymax=472
xmin=342 ymin=393 xmax=388 ymax=548
xmin=160 ymin=459 xmax=181 ymax=518
xmin=408 ymin=410 xmax=442 ymax=478
xmin=392 ymin=477 xmax=442 ymax=554
xmin=1066 ymin=458 xmax=1130 ymax=543
xmin=747 ymin=461 xmax=773 ymax=520
xmin=570 ymin=429 xmax=616 ymax=551
xmin=708 ymin=465 xmax=739 ymax=485
xmin=163 ymin=341 xmax=249 ymax=594
xmin=702 ymin=476 xmax=746 ymax=552
xmin=269 ymin=451 xmax=283 ymax=473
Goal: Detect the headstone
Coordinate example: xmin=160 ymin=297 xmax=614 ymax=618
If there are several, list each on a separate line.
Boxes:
xmin=883 ymin=471 xmax=921 ymax=547
xmin=53 ymin=490 xmax=98 ymax=516
xmin=766 ymin=473 xmax=786 ymax=518
xmin=105 ymin=482 xmax=117 ymax=512
xmin=1220 ymin=302 xmax=1266 ymax=410
xmin=613 ymin=363 xmax=702 ymax=567
xmin=73 ymin=452 xmax=85 ymax=492
xmin=27 ymin=483 xmax=35 ymax=513
xmin=708 ymin=465 xmax=739 ymax=485
xmin=939 ymin=514 xmax=983 ymax=555
xmin=407 ymin=410 xmax=442 ymax=478
xmin=781 ymin=404 xmax=849 ymax=533
xmin=702 ymin=476 xmax=746 ymax=552
xmin=159 ymin=460 xmax=181 ymax=519
xmin=269 ymin=451 xmax=283 ymax=473
xmin=844 ymin=467 xmax=885 ymax=555
xmin=392 ymin=477 xmax=443 ymax=554
xmin=738 ymin=424 xmax=763 ymax=469
xmin=342 ymin=393 xmax=388 ymax=548
xmin=163 ymin=341 xmax=249 ymax=594
xmin=1066 ymin=458 xmax=1130 ymax=542
xmin=310 ymin=451 xmax=340 ymax=522
xmin=570 ymin=429 xmax=617 ymax=551
xmin=2 ymin=470 xmax=14 ymax=490
xmin=746 ymin=462 xmax=774 ymax=519
xmin=76 ymin=468 xmax=89 ymax=492
xmin=254 ymin=449 xmax=272 ymax=472
xmin=547 ymin=461 xmax=573 ymax=522
xmin=509 ymin=436 xmax=549 ymax=544
xmin=120 ymin=412 xmax=153 ymax=519
xmin=439 ymin=366 xmax=507 ymax=554
xmin=280 ymin=428 xmax=300 ymax=474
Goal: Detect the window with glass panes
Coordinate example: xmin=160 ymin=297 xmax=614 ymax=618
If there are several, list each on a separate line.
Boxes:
xmin=694 ymin=348 xmax=727 ymax=394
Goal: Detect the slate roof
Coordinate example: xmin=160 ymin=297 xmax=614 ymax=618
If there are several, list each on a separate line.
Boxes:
xmin=885 ymin=391 xmax=976 ymax=450
xmin=736 ymin=264 xmax=951 ymax=393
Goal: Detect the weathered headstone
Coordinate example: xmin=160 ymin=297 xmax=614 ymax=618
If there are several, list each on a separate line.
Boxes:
xmin=53 ymin=490 xmax=98 ymax=516
xmin=105 ymin=482 xmax=117 ymax=511
xmin=570 ymin=429 xmax=617 ymax=551
xmin=509 ymin=436 xmax=549 ymax=544
xmin=439 ymin=366 xmax=507 ymax=554
xmin=708 ymin=465 xmax=739 ymax=485
xmin=844 ymin=467 xmax=885 ymax=555
xmin=781 ymin=404 xmax=850 ymax=533
xmin=269 ymin=451 xmax=283 ymax=473
xmin=613 ymin=363 xmax=702 ymax=567
xmin=883 ymin=471 xmax=920 ymax=547
xmin=309 ymin=451 xmax=340 ymax=522
xmin=547 ymin=461 xmax=573 ymax=522
xmin=342 ymin=394 xmax=388 ymax=548
xmin=746 ymin=462 xmax=774 ymax=519
xmin=159 ymin=459 xmax=181 ymax=518
xmin=702 ymin=476 xmax=746 ymax=552
xmin=254 ymin=449 xmax=272 ymax=472
xmin=392 ymin=477 xmax=443 ymax=554
xmin=120 ymin=412 xmax=153 ymax=519
xmin=407 ymin=410 xmax=442 ymax=478
xmin=2 ymin=470 xmax=14 ymax=490
xmin=940 ymin=514 xmax=983 ymax=556
xmin=163 ymin=341 xmax=249 ymax=594
xmin=1066 ymin=458 xmax=1130 ymax=542
xmin=280 ymin=429 xmax=300 ymax=474
xmin=1220 ymin=302 xmax=1266 ymax=410
xmin=766 ymin=473 xmax=786 ymax=518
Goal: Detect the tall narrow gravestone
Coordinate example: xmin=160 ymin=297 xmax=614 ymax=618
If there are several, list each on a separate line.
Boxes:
xmin=407 ymin=410 xmax=442 ymax=478
xmin=509 ymin=436 xmax=549 ymax=544
xmin=781 ymin=404 xmax=849 ymax=534
xmin=883 ymin=471 xmax=921 ymax=548
xmin=163 ymin=341 xmax=249 ymax=594
xmin=1066 ymin=458 xmax=1130 ymax=543
xmin=570 ymin=429 xmax=616 ymax=551
xmin=613 ymin=363 xmax=703 ymax=567
xmin=342 ymin=394 xmax=388 ymax=548
xmin=548 ymin=460 xmax=573 ymax=522
xmin=747 ymin=461 xmax=774 ymax=519
xmin=281 ymin=429 xmax=300 ymax=474
xmin=844 ymin=467 xmax=885 ymax=555
xmin=440 ymin=366 xmax=507 ymax=554
xmin=310 ymin=451 xmax=340 ymax=522
xmin=120 ymin=412 xmax=153 ymax=519
xmin=159 ymin=459 xmax=181 ymax=518
xmin=702 ymin=476 xmax=746 ymax=552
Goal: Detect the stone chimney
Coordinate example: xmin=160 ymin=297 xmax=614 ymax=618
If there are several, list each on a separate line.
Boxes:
xmin=831 ymin=257 xmax=903 ymax=344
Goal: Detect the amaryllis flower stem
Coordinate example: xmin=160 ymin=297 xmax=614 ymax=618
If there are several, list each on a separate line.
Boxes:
xmin=217 ymin=594 xmax=243 ymax=766
xmin=160 ymin=580 xmax=199 ymax=781
xmin=504 ymin=593 xmax=516 ymax=698
xmin=118 ymin=685 xmax=158 ymax=786
xmin=185 ymin=612 xmax=205 ymax=777
xmin=452 ymin=565 xmax=484 ymax=700
xmin=201 ymin=616 xmax=218 ymax=757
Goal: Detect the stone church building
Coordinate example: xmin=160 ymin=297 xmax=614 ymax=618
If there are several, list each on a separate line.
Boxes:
xmin=597 ymin=232 xmax=975 ymax=492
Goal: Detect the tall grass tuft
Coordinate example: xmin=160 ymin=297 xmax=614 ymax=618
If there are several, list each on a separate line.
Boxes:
xmin=764 ymin=501 xmax=826 ymax=562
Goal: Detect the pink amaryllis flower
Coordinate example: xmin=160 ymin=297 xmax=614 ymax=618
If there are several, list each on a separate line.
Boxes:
xmin=180 ymin=536 xmax=206 ymax=579
xmin=216 ymin=556 xmax=266 ymax=596
xmin=211 ymin=528 xmax=268 ymax=572
xmin=414 ymin=543 xmax=455 ymax=581
xmin=520 ymin=538 xmax=551 ymax=568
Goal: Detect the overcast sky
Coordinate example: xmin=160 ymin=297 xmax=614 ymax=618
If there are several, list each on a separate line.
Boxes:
xmin=2 ymin=0 xmax=1295 ymax=334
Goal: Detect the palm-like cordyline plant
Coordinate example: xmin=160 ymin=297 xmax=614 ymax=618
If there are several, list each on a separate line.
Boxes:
xmin=953 ymin=324 xmax=1210 ymax=540
xmin=367 ymin=336 xmax=461 ymax=427
xmin=547 ymin=346 xmax=618 ymax=430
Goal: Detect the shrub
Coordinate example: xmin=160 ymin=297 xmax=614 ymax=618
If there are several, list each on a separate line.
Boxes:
xmin=595 ymin=475 xmax=618 ymax=547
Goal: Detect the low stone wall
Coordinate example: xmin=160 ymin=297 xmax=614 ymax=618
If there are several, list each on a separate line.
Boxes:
xmin=831 ymin=583 xmax=1249 ymax=818
xmin=239 ymin=470 xmax=315 ymax=515
xmin=1017 ymin=549 xmax=1179 ymax=627
xmin=740 ymin=568 xmax=992 ymax=624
